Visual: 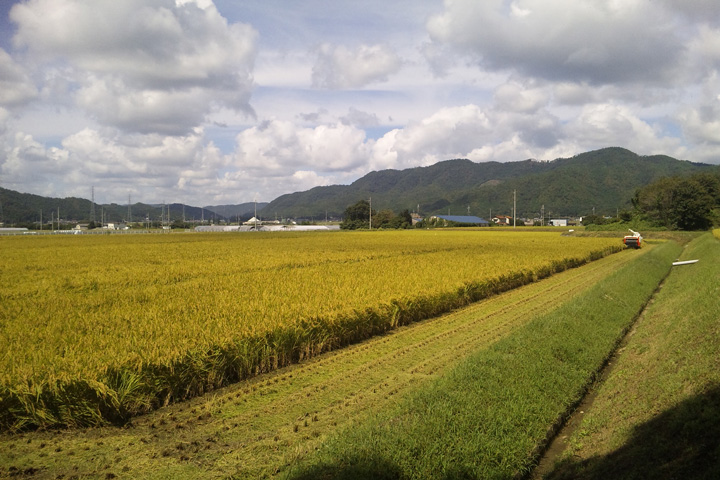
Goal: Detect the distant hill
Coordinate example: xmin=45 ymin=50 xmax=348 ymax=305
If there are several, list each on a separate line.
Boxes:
xmin=204 ymin=203 xmax=269 ymax=221
xmin=261 ymin=148 xmax=717 ymax=218
xmin=0 ymin=189 xmax=241 ymax=226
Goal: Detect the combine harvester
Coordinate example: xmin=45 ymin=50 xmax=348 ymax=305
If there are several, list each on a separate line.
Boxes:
xmin=623 ymin=229 xmax=643 ymax=249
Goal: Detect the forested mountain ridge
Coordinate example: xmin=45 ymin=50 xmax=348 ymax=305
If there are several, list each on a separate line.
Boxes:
xmin=261 ymin=147 xmax=717 ymax=219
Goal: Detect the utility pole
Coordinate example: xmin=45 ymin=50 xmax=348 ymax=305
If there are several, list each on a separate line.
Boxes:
xmin=128 ymin=194 xmax=132 ymax=224
xmin=541 ymin=204 xmax=545 ymax=227
xmin=369 ymin=196 xmax=372 ymax=229
xmin=513 ymin=189 xmax=517 ymax=228
xmin=90 ymin=186 xmax=96 ymax=224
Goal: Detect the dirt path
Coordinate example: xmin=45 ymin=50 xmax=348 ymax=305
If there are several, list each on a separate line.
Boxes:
xmin=0 ymin=249 xmax=644 ymax=479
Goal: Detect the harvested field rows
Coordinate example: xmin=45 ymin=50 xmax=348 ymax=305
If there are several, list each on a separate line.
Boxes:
xmin=0 ymin=245 xmax=645 ymax=479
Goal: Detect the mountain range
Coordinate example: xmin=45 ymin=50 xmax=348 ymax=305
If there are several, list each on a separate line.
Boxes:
xmin=0 ymin=189 xmax=267 ymax=226
xmin=1 ymin=147 xmax=716 ymax=225
xmin=261 ymin=147 xmax=716 ymax=219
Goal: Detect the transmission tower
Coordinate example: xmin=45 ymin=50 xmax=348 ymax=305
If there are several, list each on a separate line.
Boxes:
xmin=128 ymin=194 xmax=132 ymax=223
xmin=90 ymin=186 xmax=96 ymax=223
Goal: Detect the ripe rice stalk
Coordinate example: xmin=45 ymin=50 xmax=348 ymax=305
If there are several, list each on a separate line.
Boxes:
xmin=0 ymin=231 xmax=622 ymax=429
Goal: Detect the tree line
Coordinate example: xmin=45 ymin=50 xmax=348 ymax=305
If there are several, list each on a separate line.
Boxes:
xmin=340 ymin=200 xmax=413 ymax=230
xmin=583 ymin=170 xmax=720 ymax=231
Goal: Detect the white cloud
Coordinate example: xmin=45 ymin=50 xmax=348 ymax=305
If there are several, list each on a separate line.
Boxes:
xmin=75 ymin=76 xmax=216 ymax=136
xmin=233 ymin=119 xmax=369 ymax=174
xmin=312 ymin=43 xmax=402 ymax=89
xmin=564 ymin=103 xmax=684 ymax=157
xmin=0 ymin=48 xmax=37 ymax=108
xmin=426 ymin=0 xmax=684 ymax=85
xmin=10 ymin=0 xmax=257 ymax=135
xmin=369 ymin=105 xmax=492 ymax=169
xmin=1 ymin=132 xmax=69 ymax=195
xmin=493 ymin=82 xmax=547 ymax=114
xmin=676 ymin=74 xmax=720 ymax=156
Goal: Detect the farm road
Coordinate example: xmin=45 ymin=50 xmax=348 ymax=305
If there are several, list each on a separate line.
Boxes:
xmin=0 ymin=248 xmax=645 ymax=479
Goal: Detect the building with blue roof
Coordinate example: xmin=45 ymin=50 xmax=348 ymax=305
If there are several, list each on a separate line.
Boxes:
xmin=430 ymin=215 xmax=490 ymax=226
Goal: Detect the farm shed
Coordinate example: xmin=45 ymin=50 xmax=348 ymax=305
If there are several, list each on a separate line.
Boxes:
xmin=492 ymin=215 xmax=513 ymax=225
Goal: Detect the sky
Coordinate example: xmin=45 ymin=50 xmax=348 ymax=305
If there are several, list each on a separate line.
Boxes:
xmin=1 ymin=0 xmax=719 ymax=206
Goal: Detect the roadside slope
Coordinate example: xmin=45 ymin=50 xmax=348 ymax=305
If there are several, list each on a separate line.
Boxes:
xmin=0 ymin=247 xmax=643 ymax=479
xmin=545 ymin=232 xmax=720 ymax=479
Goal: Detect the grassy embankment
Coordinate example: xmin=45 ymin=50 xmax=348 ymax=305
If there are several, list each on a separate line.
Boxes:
xmin=0 ymin=241 xmax=646 ymax=479
xmin=544 ymin=231 xmax=720 ymax=479
xmin=0 ymin=231 xmax=620 ymax=430
xmin=288 ymin=240 xmax=682 ymax=479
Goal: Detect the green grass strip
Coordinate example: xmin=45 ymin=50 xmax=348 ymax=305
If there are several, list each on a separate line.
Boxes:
xmin=289 ymin=241 xmax=682 ymax=480
xmin=547 ymin=232 xmax=720 ymax=479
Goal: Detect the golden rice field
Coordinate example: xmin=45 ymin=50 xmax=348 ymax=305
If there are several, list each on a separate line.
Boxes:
xmin=0 ymin=230 xmax=621 ymax=429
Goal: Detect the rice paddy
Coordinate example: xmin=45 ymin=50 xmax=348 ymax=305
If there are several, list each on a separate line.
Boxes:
xmin=1 ymin=230 xmax=621 ymax=430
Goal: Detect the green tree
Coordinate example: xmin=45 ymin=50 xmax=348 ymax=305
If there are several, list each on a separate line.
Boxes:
xmin=398 ymin=209 xmax=412 ymax=227
xmin=340 ymin=200 xmax=374 ymax=230
xmin=669 ymin=179 xmax=714 ymax=230
xmin=633 ymin=172 xmax=720 ymax=230
xmin=372 ymin=209 xmax=395 ymax=229
xmin=581 ymin=214 xmax=606 ymax=226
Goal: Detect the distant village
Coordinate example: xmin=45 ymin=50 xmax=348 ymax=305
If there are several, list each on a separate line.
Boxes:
xmin=0 ymin=211 xmax=584 ymax=235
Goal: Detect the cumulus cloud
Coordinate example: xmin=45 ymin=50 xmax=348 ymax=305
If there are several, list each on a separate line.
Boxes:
xmin=493 ymin=83 xmax=547 ymax=114
xmin=676 ymin=74 xmax=720 ymax=156
xmin=0 ymin=48 xmax=38 ymax=107
xmin=0 ymin=132 xmax=70 ymax=196
xmin=0 ymin=125 xmax=233 ymax=204
xmin=9 ymin=0 xmax=257 ymax=135
xmin=74 ymin=77 xmax=215 ymax=136
xmin=369 ymin=105 xmax=492 ymax=170
xmin=312 ymin=43 xmax=402 ymax=89
xmin=233 ymin=119 xmax=369 ymax=174
xmin=426 ymin=0 xmax=684 ymax=85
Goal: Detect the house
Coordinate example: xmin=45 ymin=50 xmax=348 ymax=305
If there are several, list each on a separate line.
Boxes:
xmin=429 ymin=215 xmax=489 ymax=226
xmin=549 ymin=218 xmax=568 ymax=227
xmin=492 ymin=215 xmax=513 ymax=225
